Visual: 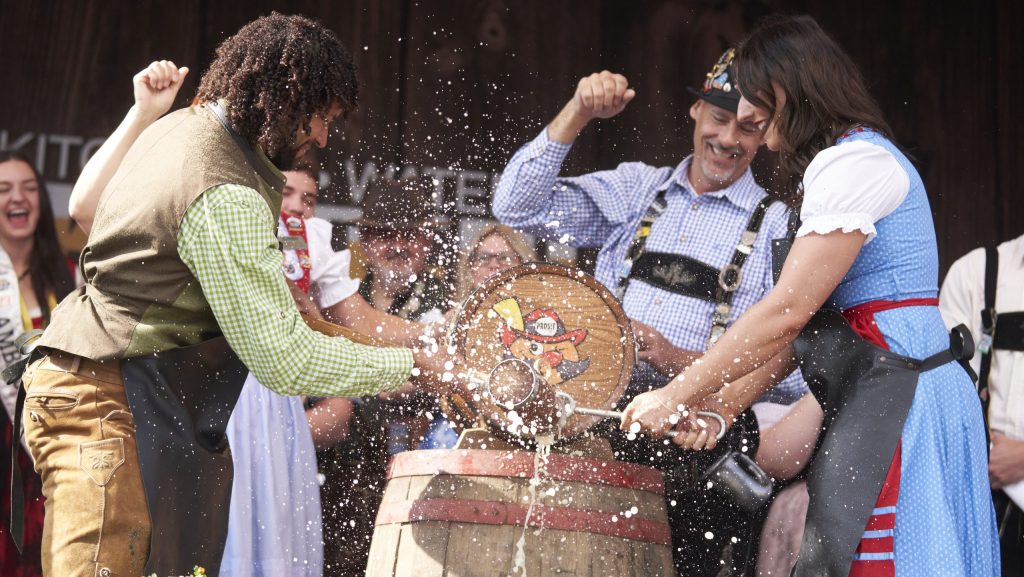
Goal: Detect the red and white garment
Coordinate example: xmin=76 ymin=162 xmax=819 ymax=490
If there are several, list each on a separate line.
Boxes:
xmin=278 ymin=214 xmax=360 ymax=307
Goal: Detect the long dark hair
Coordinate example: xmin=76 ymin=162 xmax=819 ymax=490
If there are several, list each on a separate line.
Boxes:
xmin=735 ymin=14 xmax=894 ymax=200
xmin=195 ymin=12 xmax=359 ymax=169
xmin=0 ymin=152 xmax=75 ymax=323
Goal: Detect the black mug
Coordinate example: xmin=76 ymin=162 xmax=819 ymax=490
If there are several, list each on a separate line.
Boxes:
xmin=700 ymin=450 xmax=774 ymax=514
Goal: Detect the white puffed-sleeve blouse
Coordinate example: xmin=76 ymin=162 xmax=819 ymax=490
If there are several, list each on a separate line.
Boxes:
xmin=797 ymin=139 xmax=910 ymax=244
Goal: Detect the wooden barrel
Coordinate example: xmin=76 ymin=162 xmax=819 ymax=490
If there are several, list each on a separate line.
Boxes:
xmin=366 ymin=449 xmax=674 ymax=577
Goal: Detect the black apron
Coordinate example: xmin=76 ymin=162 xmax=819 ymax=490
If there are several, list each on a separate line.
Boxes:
xmin=772 ymin=212 xmax=975 ymax=576
xmin=790 ymin=308 xmax=974 ymax=577
xmin=121 ymin=337 xmax=248 ymax=576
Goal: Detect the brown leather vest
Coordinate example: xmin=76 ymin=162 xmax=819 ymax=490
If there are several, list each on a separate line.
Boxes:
xmin=39 ymin=104 xmax=285 ymax=360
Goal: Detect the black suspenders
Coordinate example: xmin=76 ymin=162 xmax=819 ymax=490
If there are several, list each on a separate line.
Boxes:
xmin=978 ymin=247 xmax=1024 ymax=366
xmin=977 ymin=247 xmax=1024 ymax=442
xmin=708 ymin=199 xmax=772 ymax=346
xmin=615 ymin=186 xmax=777 ymax=347
xmin=979 ymin=247 xmax=998 ymax=393
xmin=615 ymin=189 xmax=668 ymax=301
xmin=977 ymin=247 xmax=1024 ymax=405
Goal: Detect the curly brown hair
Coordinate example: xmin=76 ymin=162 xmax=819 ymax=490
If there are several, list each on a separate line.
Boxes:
xmin=196 ymin=12 xmax=358 ymax=168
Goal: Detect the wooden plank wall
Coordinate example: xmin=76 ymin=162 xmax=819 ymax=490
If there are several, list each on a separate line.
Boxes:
xmin=0 ymin=0 xmax=1018 ymax=276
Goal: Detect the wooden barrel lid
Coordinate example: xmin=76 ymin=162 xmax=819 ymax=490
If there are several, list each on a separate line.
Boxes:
xmin=444 ymin=263 xmax=635 ymax=443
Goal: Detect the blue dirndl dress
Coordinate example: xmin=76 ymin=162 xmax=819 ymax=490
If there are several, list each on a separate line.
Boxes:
xmin=800 ymin=129 xmax=999 ymax=575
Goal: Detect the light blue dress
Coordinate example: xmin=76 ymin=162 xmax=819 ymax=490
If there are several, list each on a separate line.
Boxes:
xmin=219 ymin=374 xmax=323 ymax=577
xmin=815 ymin=129 xmax=998 ymax=575
xmin=218 ymin=215 xmax=358 ymax=576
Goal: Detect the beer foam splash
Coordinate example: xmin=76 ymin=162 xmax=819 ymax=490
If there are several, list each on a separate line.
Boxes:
xmin=511 ymin=432 xmax=554 ymax=577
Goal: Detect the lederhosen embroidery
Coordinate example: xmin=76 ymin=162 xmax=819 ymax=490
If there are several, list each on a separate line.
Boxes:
xmin=616 ymin=186 xmax=775 ymax=347
xmin=615 ymin=189 xmax=669 ymax=301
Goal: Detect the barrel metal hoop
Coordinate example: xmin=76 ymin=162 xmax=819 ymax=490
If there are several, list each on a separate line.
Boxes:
xmin=375 ymin=498 xmax=672 ymax=545
xmin=387 ymin=449 xmax=665 ymax=495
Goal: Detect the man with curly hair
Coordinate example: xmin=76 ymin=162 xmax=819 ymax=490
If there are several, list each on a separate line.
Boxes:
xmin=14 ymin=13 xmax=444 ymax=577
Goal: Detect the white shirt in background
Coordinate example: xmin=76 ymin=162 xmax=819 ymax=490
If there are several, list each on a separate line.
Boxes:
xmin=939 ymin=233 xmax=1024 ymax=440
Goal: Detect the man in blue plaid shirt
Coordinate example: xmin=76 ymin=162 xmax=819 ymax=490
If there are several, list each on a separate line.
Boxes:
xmin=493 ymin=50 xmax=809 ymax=576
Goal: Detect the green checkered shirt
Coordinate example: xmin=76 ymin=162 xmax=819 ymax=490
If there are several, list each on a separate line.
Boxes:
xmin=178 ymin=183 xmax=413 ymax=396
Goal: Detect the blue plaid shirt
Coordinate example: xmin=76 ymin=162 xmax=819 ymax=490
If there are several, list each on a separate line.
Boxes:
xmin=493 ymin=129 xmax=807 ymax=404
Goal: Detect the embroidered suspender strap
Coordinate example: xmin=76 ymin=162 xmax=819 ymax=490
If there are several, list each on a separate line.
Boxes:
xmin=628 ymin=252 xmax=720 ymax=301
xmin=979 ymin=246 xmax=998 ymax=401
xmin=615 ymin=189 xmax=668 ymax=300
xmin=707 ymin=198 xmax=774 ymax=347
xmin=616 ymin=188 xmax=776 ymax=346
xmin=974 ymin=246 xmax=998 ymax=451
xmin=786 ymin=207 xmax=801 ymax=236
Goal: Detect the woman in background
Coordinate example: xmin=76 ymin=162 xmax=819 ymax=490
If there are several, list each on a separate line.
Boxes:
xmin=452 ymin=223 xmax=539 ymax=304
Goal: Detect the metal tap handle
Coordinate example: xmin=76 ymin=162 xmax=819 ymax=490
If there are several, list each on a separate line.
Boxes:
xmin=695 ymin=410 xmax=728 ymax=441
xmin=571 ymin=405 xmax=728 ymax=440
xmin=571 ymin=406 xmax=623 ymax=420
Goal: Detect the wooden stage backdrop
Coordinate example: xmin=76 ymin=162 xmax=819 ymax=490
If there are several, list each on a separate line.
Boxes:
xmin=0 ymin=0 xmax=1019 ymax=276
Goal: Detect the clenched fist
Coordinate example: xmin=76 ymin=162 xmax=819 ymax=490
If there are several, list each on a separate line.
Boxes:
xmin=548 ymin=71 xmax=636 ymax=143
xmin=571 ymin=71 xmax=636 ymax=121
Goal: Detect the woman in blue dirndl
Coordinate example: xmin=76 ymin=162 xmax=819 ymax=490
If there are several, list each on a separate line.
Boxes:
xmin=622 ymin=14 xmax=999 ymax=577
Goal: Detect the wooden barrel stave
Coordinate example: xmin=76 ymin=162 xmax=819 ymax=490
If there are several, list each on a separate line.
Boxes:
xmin=394 ymin=520 xmax=450 ymax=577
xmin=366 ymin=450 xmax=674 ymax=577
xmin=448 ymin=521 xmax=517 ymax=577
xmin=365 ymin=523 xmax=402 ymax=576
xmin=371 ymin=521 xmax=673 ymax=577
